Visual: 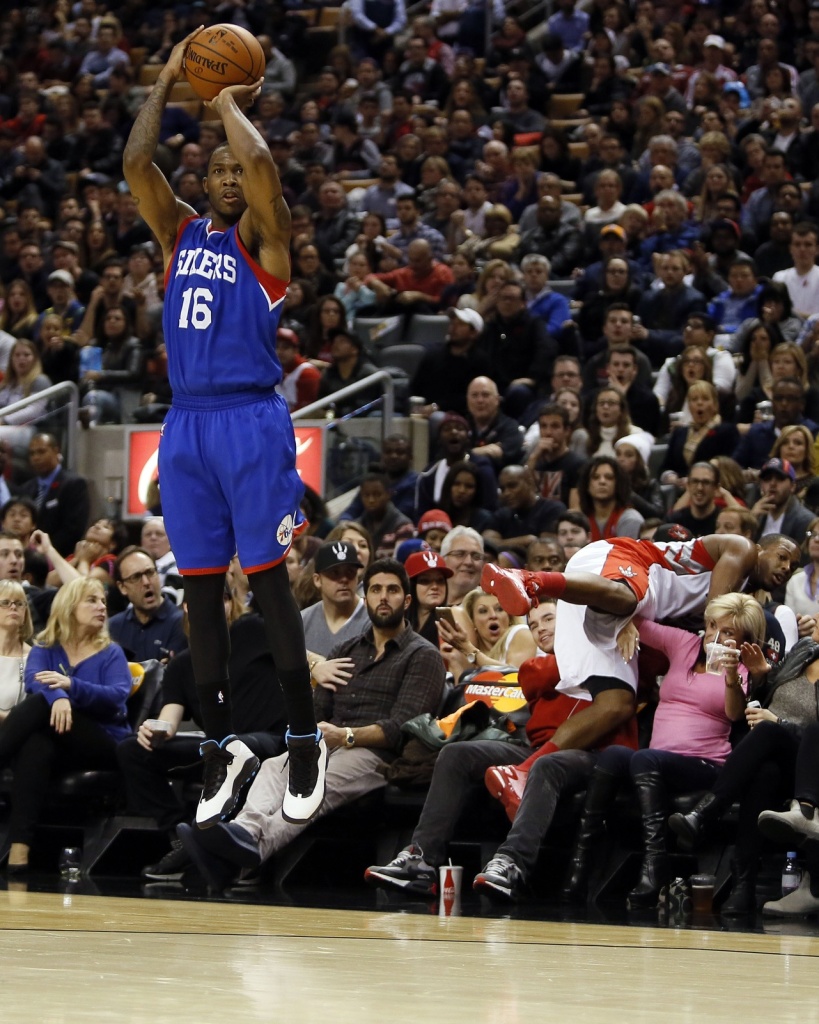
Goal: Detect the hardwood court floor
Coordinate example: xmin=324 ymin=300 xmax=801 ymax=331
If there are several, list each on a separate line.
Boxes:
xmin=2 ymin=886 xmax=818 ymax=1024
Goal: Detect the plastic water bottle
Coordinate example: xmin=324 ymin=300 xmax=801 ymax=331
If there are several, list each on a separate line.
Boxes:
xmin=781 ymin=851 xmax=801 ymax=897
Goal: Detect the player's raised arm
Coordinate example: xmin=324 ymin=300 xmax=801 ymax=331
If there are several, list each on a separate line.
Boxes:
xmin=123 ymin=30 xmax=201 ymax=262
xmin=700 ymin=534 xmax=758 ymax=599
xmin=206 ymin=82 xmax=291 ymax=281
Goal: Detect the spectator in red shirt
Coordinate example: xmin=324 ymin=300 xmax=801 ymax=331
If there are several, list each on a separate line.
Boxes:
xmin=276 ymin=328 xmax=321 ymax=413
xmin=365 ymin=239 xmax=454 ymax=322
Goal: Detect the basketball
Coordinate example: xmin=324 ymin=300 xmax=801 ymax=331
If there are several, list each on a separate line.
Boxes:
xmin=184 ymin=24 xmax=265 ymax=101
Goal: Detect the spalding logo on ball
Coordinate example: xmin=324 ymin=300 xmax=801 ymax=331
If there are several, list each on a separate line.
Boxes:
xmin=184 ymin=24 xmax=265 ymax=101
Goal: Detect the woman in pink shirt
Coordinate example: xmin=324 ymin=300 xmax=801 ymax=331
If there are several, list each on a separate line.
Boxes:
xmin=563 ymin=593 xmax=766 ymax=910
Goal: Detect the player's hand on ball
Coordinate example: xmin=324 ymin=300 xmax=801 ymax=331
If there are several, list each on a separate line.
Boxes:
xmin=206 ymin=78 xmax=264 ymax=115
xmin=163 ymin=26 xmax=205 ymax=81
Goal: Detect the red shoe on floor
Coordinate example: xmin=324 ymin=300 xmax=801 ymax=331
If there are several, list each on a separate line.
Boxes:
xmin=485 ymin=764 xmax=529 ymax=823
xmin=480 ymin=564 xmax=542 ymax=616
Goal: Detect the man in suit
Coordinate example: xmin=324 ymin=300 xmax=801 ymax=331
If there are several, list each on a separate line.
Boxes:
xmin=734 ymin=379 xmax=819 ymax=470
xmin=17 ymin=433 xmax=90 ymax=556
xmin=634 ymin=250 xmax=707 ymax=367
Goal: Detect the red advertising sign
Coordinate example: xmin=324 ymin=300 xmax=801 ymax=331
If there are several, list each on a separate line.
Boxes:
xmin=293 ymin=425 xmax=324 ymax=495
xmin=124 ymin=424 xmax=326 ymax=519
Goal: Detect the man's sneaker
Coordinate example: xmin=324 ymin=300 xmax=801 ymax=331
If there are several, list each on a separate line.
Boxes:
xmin=140 ymin=837 xmax=190 ymax=881
xmin=758 ymin=800 xmax=819 ymax=846
xmin=282 ymin=731 xmax=327 ymax=824
xmin=473 ymin=853 xmax=524 ymax=901
xmin=763 ymin=871 xmax=819 ymax=917
xmin=194 ymin=821 xmax=260 ymax=870
xmin=177 ymin=822 xmax=237 ymax=891
xmin=481 ymin=564 xmax=542 ymax=616
xmin=485 ymin=764 xmax=528 ymax=823
xmin=195 ymin=735 xmax=260 ymax=829
xmin=364 ymin=845 xmax=438 ymax=895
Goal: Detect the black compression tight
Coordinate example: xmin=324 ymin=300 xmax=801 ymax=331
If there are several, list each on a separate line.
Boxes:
xmin=184 ymin=562 xmax=316 ymax=740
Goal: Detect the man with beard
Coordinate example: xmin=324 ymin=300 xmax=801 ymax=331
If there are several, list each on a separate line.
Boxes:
xmin=177 ymin=559 xmax=445 ymax=889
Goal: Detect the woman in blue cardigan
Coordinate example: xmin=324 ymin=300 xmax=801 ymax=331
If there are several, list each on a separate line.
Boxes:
xmin=0 ymin=577 xmax=132 ymax=873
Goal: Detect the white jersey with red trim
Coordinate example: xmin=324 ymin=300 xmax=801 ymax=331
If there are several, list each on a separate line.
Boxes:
xmin=162 ymin=216 xmax=288 ymax=398
xmin=648 ymin=537 xmax=717 ymax=577
xmin=554 ymin=537 xmax=717 ymax=699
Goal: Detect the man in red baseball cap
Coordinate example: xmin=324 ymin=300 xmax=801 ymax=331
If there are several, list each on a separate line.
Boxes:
xmin=276 ymin=327 xmax=320 ymax=412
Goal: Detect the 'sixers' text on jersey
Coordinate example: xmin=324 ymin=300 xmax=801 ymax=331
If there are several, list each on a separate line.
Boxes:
xmin=163 ymin=216 xmax=288 ymax=397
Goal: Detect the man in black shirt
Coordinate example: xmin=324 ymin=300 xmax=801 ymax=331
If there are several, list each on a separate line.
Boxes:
xmin=411 ymin=308 xmax=493 ymax=420
xmin=484 ymin=466 xmax=566 ymax=552
xmin=108 ymin=547 xmax=187 ymax=663
xmin=665 ymin=461 xmax=721 ymax=536
xmin=525 ymin=403 xmax=586 ymax=504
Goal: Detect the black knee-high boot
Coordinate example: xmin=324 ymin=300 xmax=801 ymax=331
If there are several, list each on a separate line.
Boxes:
xmin=561 ymin=770 xmax=620 ymax=902
xmin=720 ymin=854 xmax=757 ymax=916
xmin=628 ymin=772 xmax=669 ymax=909
xmin=668 ymin=792 xmax=727 ymax=848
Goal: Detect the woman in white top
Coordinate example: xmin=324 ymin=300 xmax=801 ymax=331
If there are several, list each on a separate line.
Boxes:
xmin=0 ymin=339 xmax=51 ymax=451
xmin=438 ymin=586 xmax=537 ymax=682
xmin=786 ymin=521 xmax=819 ymax=623
xmin=585 ymin=386 xmax=650 ymax=458
xmin=0 ymin=579 xmax=32 ymax=724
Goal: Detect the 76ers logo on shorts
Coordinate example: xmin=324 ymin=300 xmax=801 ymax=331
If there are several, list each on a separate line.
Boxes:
xmin=277 ymin=514 xmax=294 ymax=547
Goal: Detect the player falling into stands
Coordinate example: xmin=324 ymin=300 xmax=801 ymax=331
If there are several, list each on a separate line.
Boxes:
xmin=483 ymin=529 xmax=800 ymax=702
xmin=123 ymin=31 xmax=326 ymax=830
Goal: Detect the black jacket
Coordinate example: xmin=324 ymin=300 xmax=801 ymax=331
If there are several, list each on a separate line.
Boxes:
xmin=17 ymin=468 xmax=90 ymax=556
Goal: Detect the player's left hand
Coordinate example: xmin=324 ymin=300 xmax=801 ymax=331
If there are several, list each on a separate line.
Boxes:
xmin=206 ymin=78 xmax=264 ymax=115
xmin=616 ymin=620 xmax=639 ymax=662
xmin=163 ymin=26 xmax=205 ymax=83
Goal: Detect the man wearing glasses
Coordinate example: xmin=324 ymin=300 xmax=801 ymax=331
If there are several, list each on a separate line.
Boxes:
xmin=109 ymin=546 xmax=186 ymax=663
xmin=440 ymin=526 xmax=485 ymax=607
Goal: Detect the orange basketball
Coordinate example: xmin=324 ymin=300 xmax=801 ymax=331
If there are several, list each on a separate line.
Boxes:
xmin=184 ymin=24 xmax=265 ymax=101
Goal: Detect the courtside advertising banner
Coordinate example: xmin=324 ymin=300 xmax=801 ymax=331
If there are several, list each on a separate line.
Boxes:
xmin=122 ymin=423 xmax=326 ymax=519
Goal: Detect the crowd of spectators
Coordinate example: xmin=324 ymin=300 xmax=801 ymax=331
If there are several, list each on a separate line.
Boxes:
xmin=0 ymin=0 xmax=819 ymax=916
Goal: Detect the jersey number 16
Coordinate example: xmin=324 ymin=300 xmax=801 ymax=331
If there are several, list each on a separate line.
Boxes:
xmin=178 ymin=287 xmax=213 ymax=329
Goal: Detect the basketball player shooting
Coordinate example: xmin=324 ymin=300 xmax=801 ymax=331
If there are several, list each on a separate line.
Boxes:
xmin=123 ymin=30 xmax=327 ymax=830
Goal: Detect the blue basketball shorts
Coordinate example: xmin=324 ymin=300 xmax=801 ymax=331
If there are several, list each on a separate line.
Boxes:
xmin=158 ymin=389 xmax=306 ymax=574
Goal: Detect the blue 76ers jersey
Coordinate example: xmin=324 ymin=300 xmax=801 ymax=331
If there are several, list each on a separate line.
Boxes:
xmin=163 ymin=216 xmax=288 ymax=397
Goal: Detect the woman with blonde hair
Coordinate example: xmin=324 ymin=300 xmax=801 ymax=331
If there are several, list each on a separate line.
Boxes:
xmin=739 ymin=340 xmax=819 ymax=423
xmin=770 ymin=424 xmax=819 ymax=499
xmin=0 ymin=280 xmax=38 ymax=340
xmin=457 ymin=257 xmax=515 ymax=317
xmin=660 ymin=380 xmax=739 ymax=482
xmin=695 ymin=163 xmax=735 ymax=224
xmin=0 ymin=577 xmax=131 ymax=871
xmin=0 ymin=579 xmax=33 ymax=724
xmin=565 ymin=592 xmax=766 ymax=909
xmin=0 ymin=338 xmax=52 ymax=448
xmin=436 ymin=585 xmax=537 ymax=682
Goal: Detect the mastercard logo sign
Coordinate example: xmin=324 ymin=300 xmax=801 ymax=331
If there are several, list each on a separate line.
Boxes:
xmin=463 ymin=669 xmax=526 ymax=713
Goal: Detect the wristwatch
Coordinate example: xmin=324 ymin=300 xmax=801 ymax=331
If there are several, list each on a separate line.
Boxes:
xmin=344 ymin=726 xmax=356 ymax=748
xmin=466 ymin=648 xmax=478 ymax=664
